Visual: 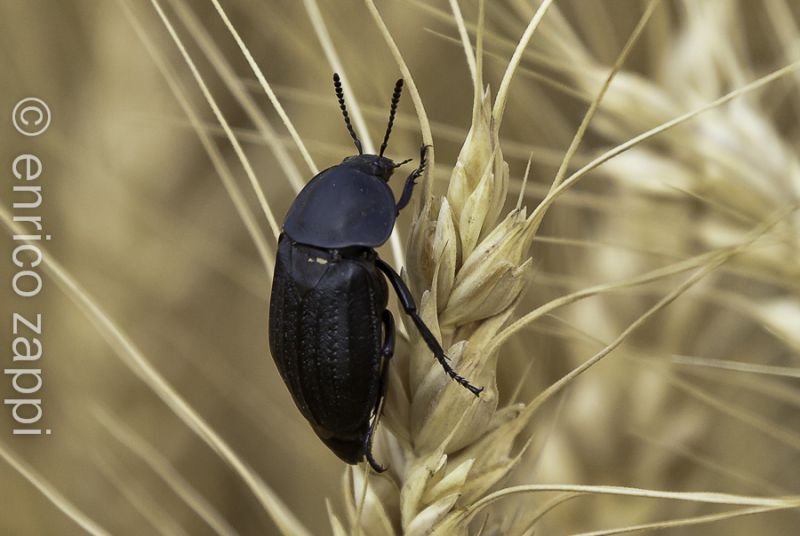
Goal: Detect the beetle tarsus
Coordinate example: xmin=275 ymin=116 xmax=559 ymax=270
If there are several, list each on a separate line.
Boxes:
xmin=396 ymin=145 xmax=430 ymax=213
xmin=365 ymin=447 xmax=387 ymax=473
xmin=449 ymin=370 xmax=484 ymax=396
xmin=364 ymin=412 xmax=387 ymax=473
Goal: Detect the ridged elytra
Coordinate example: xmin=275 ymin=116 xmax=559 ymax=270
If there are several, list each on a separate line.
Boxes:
xmin=268 ymin=73 xmax=482 ymax=472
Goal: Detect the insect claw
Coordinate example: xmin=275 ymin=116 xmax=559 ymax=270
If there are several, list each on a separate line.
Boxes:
xmin=468 ymin=384 xmax=484 ymax=397
xmin=365 ymin=452 xmax=388 ymax=473
xmin=459 ymin=378 xmax=483 ymax=397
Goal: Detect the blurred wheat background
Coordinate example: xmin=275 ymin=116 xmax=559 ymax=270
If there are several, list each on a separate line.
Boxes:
xmin=1 ymin=0 xmax=799 ymax=534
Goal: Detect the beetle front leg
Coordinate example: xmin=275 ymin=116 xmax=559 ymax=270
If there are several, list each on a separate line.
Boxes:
xmin=364 ymin=310 xmax=396 ymax=473
xmin=396 ymin=144 xmax=430 ymax=214
xmin=375 ymin=259 xmax=483 ymax=397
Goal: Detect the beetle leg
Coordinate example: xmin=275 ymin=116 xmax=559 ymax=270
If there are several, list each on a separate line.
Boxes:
xmin=375 ymin=259 xmax=483 ymax=397
xmin=381 ymin=309 xmax=395 ymax=360
xmin=364 ymin=424 xmax=386 ymax=472
xmin=396 ymin=144 xmax=430 ymax=214
xmin=364 ymin=394 xmax=388 ymax=472
xmin=364 ymin=310 xmax=396 ymax=473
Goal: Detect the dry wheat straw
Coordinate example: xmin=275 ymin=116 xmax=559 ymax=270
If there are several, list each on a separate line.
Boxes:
xmin=209 ymin=0 xmax=318 ymax=176
xmin=93 ymin=451 xmax=188 ymax=536
xmin=115 ymin=0 xmax=275 ymax=275
xmin=304 ymin=0 xmax=374 ymax=154
xmin=0 ymin=443 xmax=110 ymax=536
xmin=150 ymin=0 xmax=281 ymax=240
xmin=364 ymin=0 xmax=436 ymax=200
xmin=169 ymin=0 xmax=306 ymax=193
xmin=572 ymin=504 xmax=792 ymax=536
xmin=0 ymin=208 xmax=312 ymax=536
xmin=237 ymin=80 xmax=574 ymax=165
xmin=94 ymin=409 xmax=238 ymax=536
xmin=630 ymin=431 xmax=783 ymax=495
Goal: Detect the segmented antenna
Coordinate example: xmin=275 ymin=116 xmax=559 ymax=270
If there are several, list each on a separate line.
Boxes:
xmin=379 ymin=79 xmax=403 ymax=157
xmin=332 ymin=73 xmax=362 ymax=155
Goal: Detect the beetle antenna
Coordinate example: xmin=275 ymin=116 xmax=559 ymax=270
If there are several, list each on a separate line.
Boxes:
xmin=379 ymin=79 xmax=403 ymax=157
xmin=333 ymin=73 xmax=362 ymax=155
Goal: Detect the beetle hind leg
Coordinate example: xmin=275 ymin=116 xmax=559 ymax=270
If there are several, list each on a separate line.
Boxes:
xmin=364 ymin=310 xmax=396 ymax=473
xmin=364 ymin=426 xmax=386 ymax=473
xmin=375 ymin=259 xmax=483 ymax=397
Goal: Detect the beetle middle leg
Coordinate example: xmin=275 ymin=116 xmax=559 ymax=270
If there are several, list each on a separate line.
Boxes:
xmin=396 ymin=144 xmax=430 ymax=214
xmin=375 ymin=259 xmax=483 ymax=397
xmin=364 ymin=310 xmax=395 ymax=473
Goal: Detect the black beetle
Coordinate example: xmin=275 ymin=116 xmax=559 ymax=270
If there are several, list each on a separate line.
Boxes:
xmin=269 ymin=74 xmax=482 ymax=471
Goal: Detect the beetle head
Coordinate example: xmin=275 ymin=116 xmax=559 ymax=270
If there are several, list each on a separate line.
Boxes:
xmin=341 ymin=154 xmax=398 ymax=181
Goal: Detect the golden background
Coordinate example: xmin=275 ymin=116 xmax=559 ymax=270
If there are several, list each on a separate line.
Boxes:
xmin=1 ymin=1 xmax=799 ymax=534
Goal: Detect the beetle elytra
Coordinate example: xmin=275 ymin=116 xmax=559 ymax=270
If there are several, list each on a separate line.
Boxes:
xmin=268 ymin=74 xmax=481 ymax=471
